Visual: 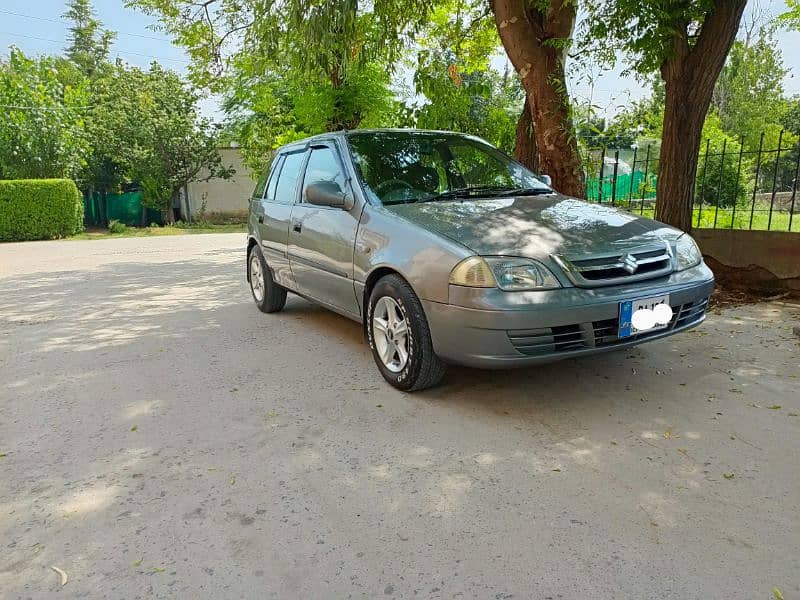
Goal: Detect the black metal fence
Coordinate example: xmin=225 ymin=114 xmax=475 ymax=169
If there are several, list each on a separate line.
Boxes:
xmin=584 ymin=131 xmax=800 ymax=232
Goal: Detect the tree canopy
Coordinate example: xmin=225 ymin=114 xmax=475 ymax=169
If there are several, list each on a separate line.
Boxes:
xmin=64 ymin=0 xmax=116 ymax=77
xmin=0 ymin=49 xmax=90 ymax=180
xmin=0 ymin=0 xmax=232 ymax=223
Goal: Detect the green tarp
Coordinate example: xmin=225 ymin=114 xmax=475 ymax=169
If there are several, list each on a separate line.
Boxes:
xmin=586 ymin=171 xmax=657 ymax=203
xmin=83 ymin=191 xmax=162 ymax=226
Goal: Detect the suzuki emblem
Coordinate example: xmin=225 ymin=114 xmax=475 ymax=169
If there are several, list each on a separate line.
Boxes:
xmin=622 ymin=253 xmax=639 ymax=274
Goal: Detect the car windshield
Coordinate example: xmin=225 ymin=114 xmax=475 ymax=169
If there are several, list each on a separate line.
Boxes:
xmin=347 ymin=131 xmax=550 ymax=205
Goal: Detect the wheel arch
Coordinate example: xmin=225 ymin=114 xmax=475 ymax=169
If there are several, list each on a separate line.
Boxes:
xmin=361 ymin=266 xmax=416 ymax=337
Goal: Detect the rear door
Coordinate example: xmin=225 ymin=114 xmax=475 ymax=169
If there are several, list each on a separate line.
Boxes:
xmin=288 ymin=141 xmax=361 ymax=315
xmin=258 ymin=149 xmax=307 ymax=289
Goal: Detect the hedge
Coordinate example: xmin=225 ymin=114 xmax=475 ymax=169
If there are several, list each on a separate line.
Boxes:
xmin=0 ymin=179 xmax=84 ymax=241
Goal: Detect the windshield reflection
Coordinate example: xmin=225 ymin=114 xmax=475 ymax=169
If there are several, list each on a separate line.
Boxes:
xmin=347 ymin=131 xmax=549 ymax=205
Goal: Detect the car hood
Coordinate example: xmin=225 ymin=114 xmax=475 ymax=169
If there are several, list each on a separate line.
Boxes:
xmin=386 ymin=194 xmax=681 ymax=259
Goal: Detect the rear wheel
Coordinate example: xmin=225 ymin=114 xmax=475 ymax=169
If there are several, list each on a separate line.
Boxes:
xmin=249 ymin=245 xmax=287 ymax=313
xmin=367 ymin=274 xmax=447 ymax=391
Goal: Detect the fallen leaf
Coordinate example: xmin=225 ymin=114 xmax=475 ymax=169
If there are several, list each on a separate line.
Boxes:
xmin=229 ymin=476 xmax=236 ymax=485
xmin=767 ymin=405 xmax=782 ymax=410
xmin=130 ymin=425 xmax=138 ymax=432
xmin=788 ymin=413 xmax=798 ymax=417
xmin=773 ymin=588 xmax=784 ymax=600
xmin=375 ymin=404 xmax=383 ymax=408
xmin=152 ymin=567 xmax=165 ymax=574
xmin=132 ymin=558 xmax=143 ymax=567
xmin=51 ymin=566 xmax=68 ymax=586
xmin=551 ymin=467 xmax=561 ymax=472
xmin=0 ymin=452 xmax=7 ymax=458
xmin=610 ymin=440 xmax=618 ymax=446
xmin=723 ymin=472 xmax=735 ymax=480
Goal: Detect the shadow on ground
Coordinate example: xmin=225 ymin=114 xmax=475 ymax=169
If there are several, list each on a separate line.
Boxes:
xmin=1 ymin=237 xmax=798 ymax=598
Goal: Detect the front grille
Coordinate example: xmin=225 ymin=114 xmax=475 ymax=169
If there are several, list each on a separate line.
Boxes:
xmin=508 ymin=297 xmax=708 ymax=357
xmin=552 ymin=244 xmax=673 ymax=287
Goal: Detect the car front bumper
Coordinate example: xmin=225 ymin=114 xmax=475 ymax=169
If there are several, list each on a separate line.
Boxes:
xmin=422 ymin=263 xmax=715 ymax=369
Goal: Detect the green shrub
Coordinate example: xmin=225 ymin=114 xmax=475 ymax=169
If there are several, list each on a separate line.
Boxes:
xmin=108 ymin=219 xmax=128 ymax=234
xmin=0 ymin=179 xmax=84 ymax=241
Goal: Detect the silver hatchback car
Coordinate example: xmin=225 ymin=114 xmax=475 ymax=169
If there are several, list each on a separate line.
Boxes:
xmin=247 ymin=129 xmax=714 ymax=391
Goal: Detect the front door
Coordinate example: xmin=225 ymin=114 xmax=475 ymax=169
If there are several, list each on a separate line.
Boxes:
xmin=288 ymin=142 xmax=361 ymax=315
xmin=257 ymin=149 xmax=307 ymax=289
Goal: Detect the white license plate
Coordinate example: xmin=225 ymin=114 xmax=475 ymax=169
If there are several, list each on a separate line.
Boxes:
xmin=619 ymin=294 xmax=670 ymax=338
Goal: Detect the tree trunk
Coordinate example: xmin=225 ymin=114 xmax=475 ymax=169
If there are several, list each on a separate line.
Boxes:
xmin=655 ymin=0 xmax=747 ymax=231
xmin=514 ymin=96 xmax=539 ymax=173
xmin=490 ymin=0 xmax=584 ymax=197
xmin=655 ymin=81 xmax=705 ymax=231
xmin=163 ymin=192 xmax=176 ymax=225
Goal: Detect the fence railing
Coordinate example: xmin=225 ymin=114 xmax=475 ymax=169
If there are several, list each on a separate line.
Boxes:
xmin=584 ymin=131 xmax=800 ymax=232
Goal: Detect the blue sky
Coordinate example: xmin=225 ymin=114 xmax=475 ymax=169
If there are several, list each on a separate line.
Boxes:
xmin=2 ymin=0 xmax=800 ymax=121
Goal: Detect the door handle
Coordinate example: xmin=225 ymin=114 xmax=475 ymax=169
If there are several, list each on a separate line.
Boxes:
xmin=293 ymin=222 xmax=302 ymax=233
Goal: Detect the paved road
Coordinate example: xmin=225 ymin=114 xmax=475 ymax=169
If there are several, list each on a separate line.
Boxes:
xmin=1 ymin=234 xmax=798 ymax=599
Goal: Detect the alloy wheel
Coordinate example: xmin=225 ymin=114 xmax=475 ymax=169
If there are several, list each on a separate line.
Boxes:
xmin=372 ymin=296 xmax=410 ymax=373
xmin=250 ymin=253 xmax=265 ymax=303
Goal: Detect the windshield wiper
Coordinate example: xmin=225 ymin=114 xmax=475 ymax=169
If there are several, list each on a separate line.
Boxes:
xmin=489 ymin=187 xmax=553 ymax=197
xmin=416 ymin=185 xmax=520 ymax=203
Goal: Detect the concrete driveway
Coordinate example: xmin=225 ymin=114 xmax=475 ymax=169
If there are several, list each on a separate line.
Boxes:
xmin=1 ymin=233 xmax=798 ymax=599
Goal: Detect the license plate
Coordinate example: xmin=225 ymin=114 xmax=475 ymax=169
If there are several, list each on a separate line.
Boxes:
xmin=619 ymin=294 xmax=670 ymax=338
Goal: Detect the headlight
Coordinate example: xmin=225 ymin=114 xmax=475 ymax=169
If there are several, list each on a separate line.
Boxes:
xmin=450 ymin=256 xmax=561 ymax=290
xmin=675 ymin=235 xmax=702 ymax=271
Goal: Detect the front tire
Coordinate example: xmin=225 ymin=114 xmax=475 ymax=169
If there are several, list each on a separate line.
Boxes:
xmin=249 ymin=245 xmax=287 ymax=313
xmin=367 ymin=274 xmax=447 ymax=391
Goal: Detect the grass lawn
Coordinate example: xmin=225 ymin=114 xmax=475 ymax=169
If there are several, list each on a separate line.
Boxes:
xmin=71 ymin=222 xmax=246 ymax=240
xmin=622 ymin=203 xmax=800 ymax=232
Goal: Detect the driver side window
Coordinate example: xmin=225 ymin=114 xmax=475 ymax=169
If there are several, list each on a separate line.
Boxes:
xmin=302 ymin=146 xmax=346 ymax=203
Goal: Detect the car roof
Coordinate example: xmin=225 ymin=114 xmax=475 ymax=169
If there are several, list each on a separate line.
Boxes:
xmin=275 ymin=128 xmax=485 ymax=153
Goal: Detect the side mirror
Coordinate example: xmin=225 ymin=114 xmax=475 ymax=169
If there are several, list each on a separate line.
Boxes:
xmin=540 ymin=174 xmax=553 ymax=187
xmin=306 ymin=180 xmax=347 ymax=208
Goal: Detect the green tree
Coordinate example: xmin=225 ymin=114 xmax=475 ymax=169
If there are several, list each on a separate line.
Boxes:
xmin=129 ymin=0 xmax=425 ymax=132
xmin=412 ymin=53 xmax=520 ymax=153
xmin=88 ymin=62 xmax=233 ymax=223
xmin=779 ymin=0 xmax=800 ymax=29
xmin=0 ymin=48 xmax=90 ymax=180
xmin=409 ymin=0 xmax=522 ymax=154
xmin=585 ymin=0 xmax=747 ymax=231
xmin=712 ymin=27 xmax=788 ymax=149
xmin=63 ymin=0 xmax=116 ymax=77
xmin=781 ymin=97 xmax=800 ymax=138
xmin=222 ymin=58 xmax=400 ymax=171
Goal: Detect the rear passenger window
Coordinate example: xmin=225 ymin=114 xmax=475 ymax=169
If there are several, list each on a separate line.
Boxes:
xmin=265 ymin=155 xmax=284 ymax=202
xmin=252 ymin=169 xmax=269 ymax=200
xmin=273 ymin=151 xmax=306 ymax=204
